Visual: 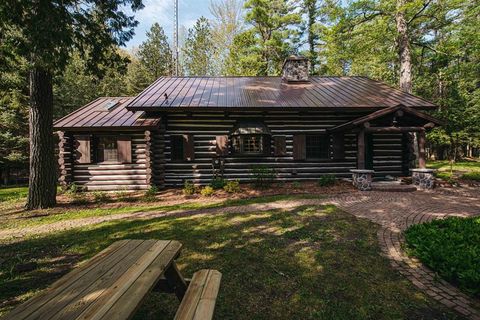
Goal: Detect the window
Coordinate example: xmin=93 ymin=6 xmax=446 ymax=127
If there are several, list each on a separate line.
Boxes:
xmin=306 ymin=135 xmax=329 ymax=159
xmin=171 ymin=135 xmax=184 ymax=161
xmin=97 ymin=136 xmax=118 ymax=162
xmin=232 ymin=134 xmax=267 ymax=155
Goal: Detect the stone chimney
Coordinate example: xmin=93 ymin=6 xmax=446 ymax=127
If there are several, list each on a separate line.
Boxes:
xmin=282 ymin=55 xmax=310 ymax=83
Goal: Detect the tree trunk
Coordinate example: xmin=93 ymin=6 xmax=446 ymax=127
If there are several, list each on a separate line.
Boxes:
xmin=306 ymin=0 xmax=317 ymax=74
xmin=395 ymin=0 xmax=413 ymax=93
xmin=26 ymin=67 xmax=57 ymax=209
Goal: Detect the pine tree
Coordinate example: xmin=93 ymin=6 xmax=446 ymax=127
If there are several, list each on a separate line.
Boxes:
xmin=182 ymin=17 xmax=216 ymax=76
xmin=242 ymin=0 xmax=301 ymax=75
xmin=138 ymin=23 xmax=173 ymax=80
xmin=0 ymin=0 xmax=143 ymax=209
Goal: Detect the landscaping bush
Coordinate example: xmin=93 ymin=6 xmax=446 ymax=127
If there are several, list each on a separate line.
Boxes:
xmin=183 ymin=180 xmax=196 ymax=195
xmin=223 ymin=180 xmax=240 ymax=193
xmin=250 ymin=165 xmax=275 ymax=188
xmin=65 ymin=183 xmax=88 ymax=204
xmin=92 ymin=191 xmax=109 ymax=203
xmin=292 ymin=181 xmax=301 ymax=189
xmin=405 ymin=216 xmax=480 ymax=297
xmin=209 ymin=177 xmax=227 ymax=190
xmin=200 ymin=186 xmax=215 ymax=197
xmin=461 ymin=171 xmax=480 ymax=181
xmin=318 ymin=174 xmax=336 ymax=187
xmin=144 ymin=185 xmax=159 ymax=201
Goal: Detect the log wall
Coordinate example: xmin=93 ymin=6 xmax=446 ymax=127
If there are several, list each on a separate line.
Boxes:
xmin=59 ymin=131 xmax=153 ymax=191
xmin=160 ymin=110 xmax=406 ymax=187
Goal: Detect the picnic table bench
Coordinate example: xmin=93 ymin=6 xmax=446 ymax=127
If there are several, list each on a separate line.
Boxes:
xmin=3 ymin=239 xmax=222 ymax=320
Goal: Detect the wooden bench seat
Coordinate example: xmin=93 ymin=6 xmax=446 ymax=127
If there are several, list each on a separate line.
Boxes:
xmin=174 ymin=269 xmax=222 ymax=320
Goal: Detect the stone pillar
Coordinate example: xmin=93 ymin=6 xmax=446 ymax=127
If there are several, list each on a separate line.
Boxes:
xmin=350 ymin=169 xmax=374 ymax=191
xmin=411 ymin=168 xmax=435 ymax=189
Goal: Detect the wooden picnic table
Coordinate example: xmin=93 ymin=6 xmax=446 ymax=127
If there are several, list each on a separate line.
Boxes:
xmin=3 ymin=239 xmax=221 ymax=320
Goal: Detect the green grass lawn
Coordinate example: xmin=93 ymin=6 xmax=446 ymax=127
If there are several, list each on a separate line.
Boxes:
xmin=405 ymin=216 xmax=480 ymax=298
xmin=0 ymin=193 xmax=318 ymax=230
xmin=428 ymin=160 xmax=480 ymax=182
xmin=0 ymin=186 xmax=28 ymax=202
xmin=0 ymin=204 xmax=462 ymax=319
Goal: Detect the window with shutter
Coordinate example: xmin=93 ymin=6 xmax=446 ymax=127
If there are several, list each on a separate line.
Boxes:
xmin=170 ymin=135 xmax=184 ymax=161
xmin=274 ymin=136 xmax=286 ymax=156
xmin=216 ymin=136 xmax=229 ymax=156
xmin=331 ymin=133 xmax=345 ymax=160
xmin=117 ymin=136 xmax=132 ymax=163
xmin=306 ymin=135 xmax=330 ymax=159
xmin=183 ymin=134 xmax=195 ymax=161
xmin=292 ymin=134 xmax=306 ymax=160
xmin=96 ymin=136 xmax=118 ymax=163
xmin=75 ymin=135 xmax=91 ymax=164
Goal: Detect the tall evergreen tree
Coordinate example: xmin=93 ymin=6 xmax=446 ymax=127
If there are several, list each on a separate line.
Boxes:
xmin=138 ymin=23 xmax=173 ymax=79
xmin=182 ymin=17 xmax=216 ymax=76
xmin=210 ymin=0 xmax=245 ymax=74
xmin=242 ymin=0 xmax=301 ymax=75
xmin=0 ymin=0 xmax=143 ymax=209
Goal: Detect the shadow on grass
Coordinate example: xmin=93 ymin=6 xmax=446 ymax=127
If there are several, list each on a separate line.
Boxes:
xmin=0 ymin=205 xmax=463 ymax=320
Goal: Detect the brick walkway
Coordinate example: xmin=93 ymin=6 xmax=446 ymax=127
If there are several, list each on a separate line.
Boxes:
xmin=329 ymin=188 xmax=480 ymax=320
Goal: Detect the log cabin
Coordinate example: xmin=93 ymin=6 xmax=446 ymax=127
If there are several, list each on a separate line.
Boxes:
xmin=53 ymin=56 xmax=442 ymax=191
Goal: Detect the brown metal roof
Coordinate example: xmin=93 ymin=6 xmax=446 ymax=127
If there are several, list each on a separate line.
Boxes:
xmin=53 ymin=97 xmax=160 ymax=130
xmin=126 ymin=76 xmax=436 ymax=110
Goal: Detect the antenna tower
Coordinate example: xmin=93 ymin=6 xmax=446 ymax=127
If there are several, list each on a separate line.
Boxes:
xmin=173 ymin=0 xmax=179 ymax=76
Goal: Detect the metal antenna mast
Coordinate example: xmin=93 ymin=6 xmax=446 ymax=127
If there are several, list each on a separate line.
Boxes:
xmin=173 ymin=0 xmax=179 ymax=76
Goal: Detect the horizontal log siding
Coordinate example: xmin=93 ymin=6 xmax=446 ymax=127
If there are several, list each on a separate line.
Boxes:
xmin=370 ymin=133 xmax=404 ymax=177
xmin=162 ymin=111 xmax=372 ymax=186
xmin=70 ymin=132 xmax=152 ymax=191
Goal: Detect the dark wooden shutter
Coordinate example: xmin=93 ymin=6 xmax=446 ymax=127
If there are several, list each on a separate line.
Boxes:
xmin=293 ymin=134 xmax=306 ymax=160
xmin=183 ymin=134 xmax=195 ymax=161
xmin=74 ymin=135 xmax=91 ymax=164
xmin=216 ymin=135 xmax=229 ymax=156
xmin=274 ymin=136 xmax=286 ymax=156
xmin=332 ymin=133 xmax=345 ymax=160
xmin=117 ymin=136 xmax=132 ymax=163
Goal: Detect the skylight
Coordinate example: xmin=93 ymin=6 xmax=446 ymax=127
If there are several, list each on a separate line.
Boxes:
xmin=105 ymin=100 xmax=119 ymax=111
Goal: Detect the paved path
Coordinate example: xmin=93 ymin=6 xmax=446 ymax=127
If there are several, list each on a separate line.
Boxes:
xmin=330 ymin=188 xmax=480 ymax=320
xmin=1 ymin=187 xmax=479 ymax=318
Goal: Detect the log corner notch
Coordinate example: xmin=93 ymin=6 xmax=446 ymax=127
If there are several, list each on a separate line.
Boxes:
xmin=144 ymin=130 xmax=152 ymax=186
xmin=57 ymin=131 xmax=73 ymax=189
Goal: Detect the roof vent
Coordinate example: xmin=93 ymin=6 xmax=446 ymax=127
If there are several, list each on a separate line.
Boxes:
xmin=282 ymin=55 xmax=310 ymax=83
xmin=104 ymin=100 xmax=119 ymax=111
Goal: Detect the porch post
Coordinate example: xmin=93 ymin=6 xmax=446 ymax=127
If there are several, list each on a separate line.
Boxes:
xmin=418 ymin=130 xmax=426 ymax=169
xmin=357 ymin=129 xmax=365 ymax=169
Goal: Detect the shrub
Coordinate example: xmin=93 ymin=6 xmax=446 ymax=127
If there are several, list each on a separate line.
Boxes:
xmin=144 ymin=185 xmax=159 ymax=201
xmin=92 ymin=191 xmax=109 ymax=203
xmin=210 ymin=177 xmax=227 ymax=190
xmin=117 ymin=188 xmax=136 ymax=202
xmin=318 ymin=175 xmax=336 ymax=187
xmin=461 ymin=172 xmax=480 ymax=181
xmin=65 ymin=183 xmax=88 ymax=204
xmin=405 ymin=216 xmax=480 ymax=297
xmin=223 ymin=180 xmax=240 ymax=193
xmin=250 ymin=165 xmax=275 ymax=188
xmin=183 ymin=180 xmax=196 ymax=195
xmin=437 ymin=172 xmax=456 ymax=184
xmin=200 ymin=186 xmax=215 ymax=197
xmin=292 ymin=181 xmax=301 ymax=189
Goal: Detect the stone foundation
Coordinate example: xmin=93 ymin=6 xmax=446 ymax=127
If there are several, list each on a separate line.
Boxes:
xmin=411 ymin=168 xmax=435 ymax=189
xmin=350 ymin=169 xmax=374 ymax=191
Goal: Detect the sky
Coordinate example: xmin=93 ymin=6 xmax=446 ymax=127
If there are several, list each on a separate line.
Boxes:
xmin=126 ymin=0 xmax=215 ymax=49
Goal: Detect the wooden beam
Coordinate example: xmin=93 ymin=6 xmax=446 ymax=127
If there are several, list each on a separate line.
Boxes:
xmin=365 ymin=126 xmax=426 ymax=133
xmin=357 ymin=129 xmax=365 ymax=169
xmin=418 ymin=130 xmax=426 ymax=169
